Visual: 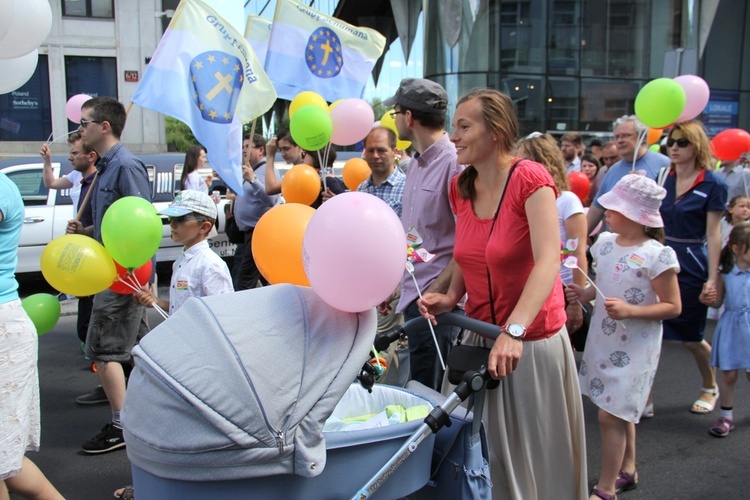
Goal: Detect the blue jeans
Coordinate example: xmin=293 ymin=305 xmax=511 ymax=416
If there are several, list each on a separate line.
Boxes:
xmin=404 ymin=300 xmax=462 ymax=391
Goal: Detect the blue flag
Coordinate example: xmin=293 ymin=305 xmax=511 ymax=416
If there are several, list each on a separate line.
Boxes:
xmin=132 ymin=0 xmax=276 ymax=194
xmin=265 ymin=0 xmax=386 ymax=102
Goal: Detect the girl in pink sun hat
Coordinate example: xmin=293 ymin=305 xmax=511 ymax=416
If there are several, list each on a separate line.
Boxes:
xmin=566 ymin=174 xmax=682 ymax=500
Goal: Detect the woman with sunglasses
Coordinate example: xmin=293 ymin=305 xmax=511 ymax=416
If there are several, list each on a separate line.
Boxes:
xmin=657 ymin=121 xmax=727 ymax=417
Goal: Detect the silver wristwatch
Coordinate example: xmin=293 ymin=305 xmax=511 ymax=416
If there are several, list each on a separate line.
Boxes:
xmin=502 ymin=323 xmax=527 ymax=340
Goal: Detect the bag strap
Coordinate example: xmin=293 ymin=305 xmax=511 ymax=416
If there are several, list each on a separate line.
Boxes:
xmin=486 ymin=159 xmax=521 ymax=325
xmin=657 ymin=166 xmax=669 ymax=187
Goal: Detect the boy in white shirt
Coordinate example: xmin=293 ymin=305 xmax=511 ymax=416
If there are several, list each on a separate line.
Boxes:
xmin=136 ymin=190 xmax=233 ymax=314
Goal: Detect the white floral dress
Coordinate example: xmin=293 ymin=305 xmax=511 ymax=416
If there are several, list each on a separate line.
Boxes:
xmin=579 ymin=232 xmax=679 ymax=423
xmin=0 ymin=300 xmax=40 ymax=480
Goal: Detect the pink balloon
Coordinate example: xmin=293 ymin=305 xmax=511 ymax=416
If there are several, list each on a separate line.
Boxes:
xmin=329 ymin=98 xmax=375 ymax=146
xmin=303 ymin=192 xmax=406 ymax=312
xmin=65 ymin=94 xmax=92 ymax=123
xmin=674 ymin=75 xmax=710 ymax=122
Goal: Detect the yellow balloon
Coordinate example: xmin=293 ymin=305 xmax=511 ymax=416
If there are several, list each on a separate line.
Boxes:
xmin=380 ymin=110 xmax=412 ymax=151
xmin=41 ymin=234 xmax=116 ymax=296
xmin=290 ymin=91 xmax=328 ymax=118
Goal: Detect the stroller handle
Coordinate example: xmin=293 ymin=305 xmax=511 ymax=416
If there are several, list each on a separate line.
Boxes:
xmin=373 ymin=312 xmax=501 ymax=352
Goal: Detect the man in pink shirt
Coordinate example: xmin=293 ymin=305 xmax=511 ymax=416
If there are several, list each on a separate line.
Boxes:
xmin=381 ymin=78 xmax=465 ymax=390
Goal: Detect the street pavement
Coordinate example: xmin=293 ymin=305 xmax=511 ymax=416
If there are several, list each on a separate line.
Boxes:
xmin=11 ymin=288 xmax=750 ymax=499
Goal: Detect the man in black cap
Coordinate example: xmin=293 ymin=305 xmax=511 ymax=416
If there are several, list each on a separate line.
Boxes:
xmin=379 ymin=78 xmax=464 ymax=390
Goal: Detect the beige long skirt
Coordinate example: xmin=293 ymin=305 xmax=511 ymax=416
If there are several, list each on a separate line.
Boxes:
xmin=445 ymin=327 xmax=588 ymax=500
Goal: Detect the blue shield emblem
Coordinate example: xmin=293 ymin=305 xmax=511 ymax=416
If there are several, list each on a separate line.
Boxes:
xmin=190 ymin=51 xmax=243 ymax=123
xmin=305 ymin=28 xmax=343 ymax=79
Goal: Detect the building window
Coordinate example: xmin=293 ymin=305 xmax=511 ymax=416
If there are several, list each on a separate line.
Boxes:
xmin=65 ymin=56 xmax=118 ymax=129
xmin=0 ymin=55 xmax=52 ymax=142
xmin=62 ymin=0 xmax=114 ymax=19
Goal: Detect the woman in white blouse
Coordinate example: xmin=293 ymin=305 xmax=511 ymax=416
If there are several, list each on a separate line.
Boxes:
xmin=180 ymin=145 xmax=212 ymax=193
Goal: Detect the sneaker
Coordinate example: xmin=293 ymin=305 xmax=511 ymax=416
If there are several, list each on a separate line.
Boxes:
xmin=82 ymin=423 xmax=125 ymax=454
xmin=709 ymin=417 xmax=734 ymax=437
xmin=76 ymin=385 xmax=108 ymax=405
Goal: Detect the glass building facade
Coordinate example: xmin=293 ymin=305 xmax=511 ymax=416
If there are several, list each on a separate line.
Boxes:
xmin=423 ymin=0 xmax=750 ymax=136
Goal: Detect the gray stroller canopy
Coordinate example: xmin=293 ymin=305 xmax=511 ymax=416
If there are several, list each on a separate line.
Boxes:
xmin=122 ymin=284 xmax=376 ymax=481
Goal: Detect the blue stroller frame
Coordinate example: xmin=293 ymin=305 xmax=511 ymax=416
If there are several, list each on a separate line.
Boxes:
xmin=121 ymin=284 xmax=498 ymax=499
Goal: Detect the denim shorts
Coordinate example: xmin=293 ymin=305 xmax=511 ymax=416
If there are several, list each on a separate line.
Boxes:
xmin=85 ymin=289 xmax=147 ymax=362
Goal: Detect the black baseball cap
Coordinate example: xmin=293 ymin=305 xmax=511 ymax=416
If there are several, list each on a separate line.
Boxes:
xmin=383 ymin=78 xmax=448 ymax=114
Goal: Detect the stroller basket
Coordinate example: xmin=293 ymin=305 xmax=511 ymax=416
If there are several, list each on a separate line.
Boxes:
xmin=131 ymin=384 xmax=436 ymax=499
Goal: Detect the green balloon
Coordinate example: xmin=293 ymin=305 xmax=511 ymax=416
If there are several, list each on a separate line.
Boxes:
xmin=101 ymin=196 xmax=163 ymax=268
xmin=290 ymin=104 xmax=333 ymax=151
xmin=649 ymin=144 xmax=660 ymax=152
xmin=634 ymin=78 xmax=686 ymax=128
xmin=22 ymin=293 xmax=61 ymax=335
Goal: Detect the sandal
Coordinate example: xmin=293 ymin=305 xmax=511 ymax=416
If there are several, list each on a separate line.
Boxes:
xmin=591 ymin=488 xmax=617 ymax=500
xmin=690 ymin=386 xmax=719 ymax=414
xmin=615 ymin=469 xmax=638 ymax=493
xmin=114 ymin=485 xmax=134 ymax=499
xmin=709 ymin=417 xmax=734 ymax=437
xmin=641 ymin=403 xmax=654 ymax=419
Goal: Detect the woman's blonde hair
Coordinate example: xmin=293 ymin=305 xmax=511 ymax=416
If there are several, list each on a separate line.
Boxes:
xmin=456 ymin=88 xmax=519 ymax=199
xmin=668 ymin=121 xmax=714 ymax=170
xmin=515 ymin=133 xmax=569 ymax=193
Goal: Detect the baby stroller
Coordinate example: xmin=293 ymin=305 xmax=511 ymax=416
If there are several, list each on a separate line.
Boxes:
xmin=122 ymin=284 xmax=498 ymax=499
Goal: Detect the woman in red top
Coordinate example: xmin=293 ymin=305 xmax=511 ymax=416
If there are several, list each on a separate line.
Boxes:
xmin=419 ymin=89 xmax=587 ymax=499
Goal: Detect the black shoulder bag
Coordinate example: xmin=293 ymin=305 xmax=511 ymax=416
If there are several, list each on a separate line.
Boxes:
xmin=447 ymin=160 xmax=521 ymax=385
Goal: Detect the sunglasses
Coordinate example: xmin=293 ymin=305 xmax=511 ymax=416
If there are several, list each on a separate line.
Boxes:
xmin=168 ymin=215 xmax=206 ymax=224
xmin=79 ymin=118 xmax=103 ymax=127
xmin=389 ymin=109 xmax=406 ymax=118
xmin=667 ymin=138 xmax=690 ymax=148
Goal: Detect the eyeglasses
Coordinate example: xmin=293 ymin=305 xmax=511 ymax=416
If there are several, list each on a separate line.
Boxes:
xmin=79 ymin=119 xmax=103 ymax=128
xmin=602 ymin=155 xmax=620 ymax=163
xmin=667 ymin=138 xmax=691 ymax=148
xmin=389 ymin=109 xmax=406 ymax=118
xmin=613 ymin=133 xmax=635 ymax=141
xmin=168 ymin=215 xmax=206 ymax=224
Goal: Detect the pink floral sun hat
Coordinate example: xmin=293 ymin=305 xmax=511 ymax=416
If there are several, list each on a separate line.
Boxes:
xmin=598 ymin=173 xmax=666 ymax=228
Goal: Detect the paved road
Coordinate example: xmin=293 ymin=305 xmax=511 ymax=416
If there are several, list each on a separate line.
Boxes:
xmin=12 ymin=286 xmax=749 ymax=499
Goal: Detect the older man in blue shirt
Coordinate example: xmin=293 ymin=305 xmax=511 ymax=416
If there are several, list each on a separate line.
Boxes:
xmin=587 ymin=115 xmax=670 ymax=234
xmin=67 ymin=97 xmax=151 ymax=455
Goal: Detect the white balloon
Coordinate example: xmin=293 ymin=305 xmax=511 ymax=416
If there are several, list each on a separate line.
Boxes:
xmin=0 ymin=49 xmax=39 ymax=94
xmin=0 ymin=0 xmax=15 ymax=44
xmin=203 ymin=0 xmax=245 ymax=35
xmin=0 ymin=0 xmax=52 ymax=59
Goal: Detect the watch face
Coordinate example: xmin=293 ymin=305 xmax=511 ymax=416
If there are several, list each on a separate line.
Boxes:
xmin=507 ymin=323 xmax=525 ymax=338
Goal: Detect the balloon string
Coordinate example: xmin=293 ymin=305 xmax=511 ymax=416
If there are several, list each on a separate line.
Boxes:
xmin=370 ymin=346 xmax=383 ymax=371
xmin=409 ymin=269 xmax=446 ymax=371
xmin=46 ymin=129 xmax=78 ymax=146
xmin=318 ymin=148 xmax=328 ymax=192
xmin=632 ymin=129 xmax=648 ymax=172
xmin=117 ymin=273 xmax=169 ymax=320
xmin=571 ymin=267 xmax=626 ymax=329
xmin=152 ymin=303 xmax=170 ymax=320
xmin=116 ymin=277 xmax=141 ymax=292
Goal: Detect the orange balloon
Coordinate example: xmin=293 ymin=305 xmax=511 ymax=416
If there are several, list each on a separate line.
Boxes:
xmin=342 ymin=158 xmax=371 ymax=191
xmin=647 ymin=128 xmax=663 ymax=145
xmin=281 ymin=164 xmax=321 ymax=205
xmin=252 ymin=204 xmax=315 ymax=286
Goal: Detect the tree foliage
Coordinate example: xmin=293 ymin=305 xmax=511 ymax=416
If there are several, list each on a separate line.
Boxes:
xmin=165 ymin=116 xmax=198 ymax=152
